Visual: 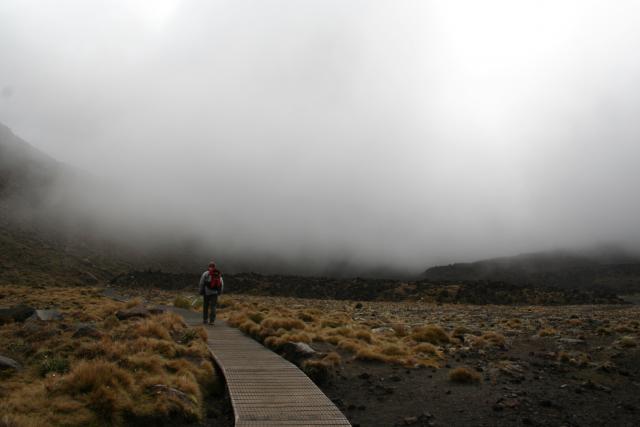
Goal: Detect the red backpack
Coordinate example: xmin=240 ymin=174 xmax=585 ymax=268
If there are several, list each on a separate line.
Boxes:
xmin=208 ymin=269 xmax=222 ymax=290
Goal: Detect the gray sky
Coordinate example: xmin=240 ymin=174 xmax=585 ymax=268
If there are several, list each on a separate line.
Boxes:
xmin=2 ymin=1 xmax=640 ymax=273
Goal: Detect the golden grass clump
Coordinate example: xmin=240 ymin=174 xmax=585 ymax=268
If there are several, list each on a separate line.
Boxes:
xmin=322 ymin=351 xmax=342 ymax=366
xmin=337 ymin=339 xmax=366 ymax=353
xmin=557 ymin=351 xmax=590 ymax=367
xmin=354 ymin=347 xmax=392 ymax=363
xmin=354 ymin=329 xmax=373 ymax=343
xmin=125 ymin=297 xmax=144 ymax=308
xmin=248 ymin=311 xmax=265 ymax=324
xmin=134 ymin=319 xmax=171 ymax=341
xmin=380 ymin=344 xmax=409 ymax=356
xmin=297 ymin=310 xmax=317 ymax=322
xmin=618 ymin=336 xmax=637 ymax=348
xmin=0 ymin=289 xmax=221 ymax=427
xmin=173 ymin=295 xmax=192 ymax=310
xmin=262 ymin=331 xmax=312 ymax=349
xmin=391 ymin=323 xmax=409 ymax=337
xmin=448 ymin=366 xmax=481 ymax=384
xmin=412 ymin=343 xmax=443 ymax=358
xmin=451 ymin=326 xmax=473 ymax=337
xmin=320 ymin=318 xmax=346 ymax=328
xmin=325 ymin=326 xmax=355 ymax=339
xmin=261 ymin=317 xmax=306 ymax=331
xmin=481 ymin=332 xmax=506 ymax=347
xmin=538 ymin=327 xmax=559 ymax=337
xmin=411 ymin=325 xmax=450 ymax=344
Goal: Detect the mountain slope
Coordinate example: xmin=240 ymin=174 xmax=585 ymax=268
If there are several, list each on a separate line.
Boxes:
xmin=0 ymin=122 xmax=131 ymax=285
xmin=422 ymin=248 xmax=640 ymax=294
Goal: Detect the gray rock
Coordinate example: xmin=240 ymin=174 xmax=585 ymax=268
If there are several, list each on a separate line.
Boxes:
xmin=101 ymin=288 xmax=129 ymax=302
xmin=148 ymin=306 xmax=165 ymax=315
xmin=0 ymin=305 xmax=35 ymax=324
xmin=30 ymin=309 xmax=63 ymax=321
xmin=149 ymin=384 xmax=195 ymax=405
xmin=558 ymin=338 xmax=586 ymax=345
xmin=116 ymin=305 xmax=149 ymax=320
xmin=281 ymin=341 xmax=317 ymax=359
xmin=0 ymin=355 xmax=21 ymax=371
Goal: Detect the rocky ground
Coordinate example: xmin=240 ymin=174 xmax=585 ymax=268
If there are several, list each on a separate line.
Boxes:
xmin=110 ymin=270 xmax=629 ymax=305
xmin=217 ymin=296 xmax=640 ymax=427
xmin=3 ymin=282 xmax=639 ymax=426
xmin=315 ymin=304 xmax=640 ymax=427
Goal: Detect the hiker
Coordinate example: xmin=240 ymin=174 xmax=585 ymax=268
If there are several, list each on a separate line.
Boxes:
xmin=199 ymin=262 xmax=224 ymax=325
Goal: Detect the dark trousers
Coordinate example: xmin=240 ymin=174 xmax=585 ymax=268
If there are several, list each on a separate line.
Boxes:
xmin=203 ymin=293 xmax=218 ymax=322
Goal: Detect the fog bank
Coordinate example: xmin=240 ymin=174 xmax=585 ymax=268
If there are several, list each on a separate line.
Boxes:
xmin=2 ymin=1 xmax=640 ymax=275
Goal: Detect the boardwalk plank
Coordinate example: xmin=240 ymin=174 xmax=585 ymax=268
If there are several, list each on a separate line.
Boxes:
xmin=181 ymin=315 xmax=350 ymax=427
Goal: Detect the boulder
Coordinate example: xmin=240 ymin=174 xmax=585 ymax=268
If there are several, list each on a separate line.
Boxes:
xmin=148 ymin=306 xmax=165 ymax=315
xmin=0 ymin=305 xmax=35 ymax=324
xmin=281 ymin=342 xmax=318 ymax=360
xmin=0 ymin=355 xmax=21 ymax=371
xmin=149 ymin=384 xmax=195 ymax=405
xmin=30 ymin=309 xmax=63 ymax=321
xmin=116 ymin=305 xmax=149 ymax=320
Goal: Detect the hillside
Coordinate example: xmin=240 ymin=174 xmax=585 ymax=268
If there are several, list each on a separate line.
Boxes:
xmin=423 ymin=249 xmax=640 ymax=295
xmin=0 ymin=123 xmax=132 ymax=285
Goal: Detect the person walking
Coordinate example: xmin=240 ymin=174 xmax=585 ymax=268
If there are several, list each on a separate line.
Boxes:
xmin=199 ymin=262 xmax=224 ymax=325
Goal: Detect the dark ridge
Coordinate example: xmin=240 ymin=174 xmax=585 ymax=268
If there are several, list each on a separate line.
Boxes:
xmin=110 ymin=270 xmax=627 ymax=305
xmin=422 ymin=249 xmax=640 ymax=295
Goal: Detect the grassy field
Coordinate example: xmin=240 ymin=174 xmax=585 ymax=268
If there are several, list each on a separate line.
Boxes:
xmin=0 ymin=285 xmax=225 ymax=427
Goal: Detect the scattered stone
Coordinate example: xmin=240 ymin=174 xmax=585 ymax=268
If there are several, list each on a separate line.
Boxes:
xmin=420 ymin=412 xmax=433 ymax=420
xmin=30 ymin=309 xmax=63 ymax=321
xmin=0 ymin=355 xmax=21 ymax=371
xmin=116 ymin=305 xmax=149 ymax=320
xmin=558 ymin=338 xmax=586 ymax=345
xmin=404 ymin=416 xmax=418 ymax=425
xmin=148 ymin=306 xmax=165 ymax=315
xmin=149 ymin=384 xmax=194 ymax=405
xmin=0 ymin=305 xmax=35 ymax=324
xmin=354 ymin=302 xmax=363 ymax=309
xmin=581 ymin=380 xmax=612 ymax=393
xmin=281 ymin=342 xmax=317 ymax=359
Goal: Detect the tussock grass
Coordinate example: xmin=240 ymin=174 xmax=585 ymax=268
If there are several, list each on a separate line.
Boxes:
xmin=557 ymin=351 xmax=590 ymax=367
xmin=354 ymin=329 xmax=373 ymax=343
xmin=481 ymin=332 xmax=506 ymax=347
xmin=261 ymin=317 xmax=305 ymax=331
xmin=0 ymin=286 xmax=220 ymax=426
xmin=411 ymin=325 xmax=450 ymax=344
xmin=618 ymin=336 xmax=637 ymax=348
xmin=412 ymin=343 xmax=443 ymax=358
xmin=173 ymin=295 xmax=192 ymax=310
xmin=449 ymin=366 xmax=481 ymax=383
xmin=538 ymin=327 xmax=559 ymax=337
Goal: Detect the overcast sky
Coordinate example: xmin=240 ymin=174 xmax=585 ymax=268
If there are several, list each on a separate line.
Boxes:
xmin=1 ymin=1 xmax=640 ymax=273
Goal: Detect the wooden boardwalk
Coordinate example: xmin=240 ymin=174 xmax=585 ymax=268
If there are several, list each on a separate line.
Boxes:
xmin=178 ymin=311 xmax=351 ymax=426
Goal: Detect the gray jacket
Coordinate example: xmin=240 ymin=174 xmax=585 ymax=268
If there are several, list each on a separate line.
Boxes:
xmin=199 ymin=271 xmax=224 ymax=296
